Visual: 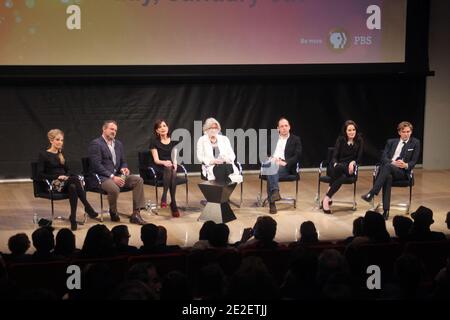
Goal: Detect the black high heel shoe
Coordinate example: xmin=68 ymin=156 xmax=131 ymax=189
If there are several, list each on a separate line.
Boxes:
xmin=85 ymin=207 xmax=99 ymax=219
xmin=322 ymin=199 xmax=332 ymax=214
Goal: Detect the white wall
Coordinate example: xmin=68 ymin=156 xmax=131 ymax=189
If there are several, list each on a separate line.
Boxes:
xmin=423 ymin=0 xmax=450 ymax=169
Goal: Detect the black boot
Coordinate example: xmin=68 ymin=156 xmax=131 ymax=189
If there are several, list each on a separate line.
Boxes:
xmin=383 ymin=209 xmax=389 ymax=220
xmin=269 ymin=202 xmax=277 ymax=214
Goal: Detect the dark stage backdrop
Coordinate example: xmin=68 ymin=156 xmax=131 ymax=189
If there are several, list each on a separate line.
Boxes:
xmin=0 ymin=76 xmax=425 ymax=179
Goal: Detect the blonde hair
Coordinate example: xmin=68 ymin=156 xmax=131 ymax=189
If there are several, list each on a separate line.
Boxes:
xmin=47 ymin=129 xmax=65 ymax=165
xmin=397 ymin=121 xmax=413 ymax=132
xmin=203 ymin=117 xmax=221 ymax=133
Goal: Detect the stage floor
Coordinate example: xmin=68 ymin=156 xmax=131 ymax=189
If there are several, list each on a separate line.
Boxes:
xmin=0 ymin=169 xmax=449 ymax=253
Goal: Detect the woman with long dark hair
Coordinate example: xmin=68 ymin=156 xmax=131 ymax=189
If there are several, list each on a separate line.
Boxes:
xmin=322 ymin=120 xmax=364 ymax=214
xmin=150 ymin=120 xmax=180 ymax=217
xmin=37 ymin=129 xmax=98 ymax=230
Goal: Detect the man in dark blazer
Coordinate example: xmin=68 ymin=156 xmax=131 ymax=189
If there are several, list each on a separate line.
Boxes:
xmin=266 ymin=117 xmax=302 ymax=214
xmin=88 ymin=120 xmax=146 ymax=224
xmin=361 ymin=121 xmax=421 ymax=220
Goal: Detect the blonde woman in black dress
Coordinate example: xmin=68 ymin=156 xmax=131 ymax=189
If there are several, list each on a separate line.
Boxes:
xmin=38 ymin=129 xmax=98 ymax=230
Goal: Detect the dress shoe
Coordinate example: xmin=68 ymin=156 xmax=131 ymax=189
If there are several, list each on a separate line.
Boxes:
xmin=85 ymin=207 xmax=99 ymax=219
xmin=170 ymin=203 xmax=180 ymax=218
xmin=361 ymin=192 xmax=374 ymax=203
xmin=70 ymin=221 xmax=77 ymax=231
xmin=271 ymin=190 xmax=281 ymax=202
xmin=161 ymin=201 xmax=167 ymax=209
xmin=109 ymin=211 xmax=121 ymax=222
xmin=383 ymin=210 xmax=390 ymax=220
xmin=171 ymin=208 xmax=180 ymax=218
xmin=130 ymin=211 xmax=146 ymax=225
xmin=269 ymin=202 xmax=277 ymax=214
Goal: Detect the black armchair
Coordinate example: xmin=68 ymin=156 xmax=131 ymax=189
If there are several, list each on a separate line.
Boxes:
xmin=31 ymin=162 xmax=86 ymax=224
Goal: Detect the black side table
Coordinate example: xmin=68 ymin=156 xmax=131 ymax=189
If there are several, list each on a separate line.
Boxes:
xmin=198 ymin=181 xmax=237 ymax=223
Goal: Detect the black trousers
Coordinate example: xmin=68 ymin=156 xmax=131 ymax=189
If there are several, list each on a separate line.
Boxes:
xmin=370 ymin=163 xmax=408 ymax=211
xmin=326 ymin=163 xmax=353 ymax=198
xmin=213 ymin=164 xmax=234 ymax=184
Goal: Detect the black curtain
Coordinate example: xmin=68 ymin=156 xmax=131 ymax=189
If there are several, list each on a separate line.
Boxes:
xmin=0 ymin=75 xmax=425 ymax=179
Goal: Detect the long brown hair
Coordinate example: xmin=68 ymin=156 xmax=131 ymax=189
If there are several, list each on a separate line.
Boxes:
xmin=341 ymin=120 xmax=360 ymax=141
xmin=47 ymin=129 xmax=65 ymax=165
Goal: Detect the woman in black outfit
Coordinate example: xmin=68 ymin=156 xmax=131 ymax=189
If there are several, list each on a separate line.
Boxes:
xmin=150 ymin=120 xmax=180 ymax=217
xmin=322 ymin=120 xmax=364 ymax=214
xmin=37 ymin=129 xmax=98 ymax=230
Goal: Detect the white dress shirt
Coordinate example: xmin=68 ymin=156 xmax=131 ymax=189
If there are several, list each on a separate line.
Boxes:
xmin=391 ymin=138 xmax=408 ymax=162
xmin=272 ymin=134 xmax=289 ymax=160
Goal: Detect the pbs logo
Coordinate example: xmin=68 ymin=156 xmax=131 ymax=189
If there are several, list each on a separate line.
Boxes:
xmin=327 ymin=28 xmax=349 ymax=52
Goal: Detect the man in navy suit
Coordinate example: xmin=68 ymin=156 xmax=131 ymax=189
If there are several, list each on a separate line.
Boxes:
xmin=88 ymin=120 xmax=146 ymax=225
xmin=361 ymin=121 xmax=421 ymax=220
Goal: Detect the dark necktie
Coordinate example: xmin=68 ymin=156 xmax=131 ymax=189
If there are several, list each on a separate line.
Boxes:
xmin=399 ymin=141 xmax=407 ymax=159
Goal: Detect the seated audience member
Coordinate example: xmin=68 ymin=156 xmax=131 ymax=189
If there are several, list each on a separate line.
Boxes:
xmin=154 ymin=226 xmax=181 ymax=253
xmin=238 ymin=216 xmax=280 ymax=250
xmin=32 ymin=227 xmax=64 ymax=262
xmin=317 ymin=249 xmax=352 ymax=300
xmin=226 ymin=256 xmax=279 ymax=300
xmin=384 ymin=254 xmax=425 ymax=300
xmin=281 ymin=248 xmax=320 ymax=300
xmin=195 ymin=264 xmax=226 ymax=300
xmin=209 ymin=224 xmax=233 ymax=249
xmin=6 ymin=233 xmax=32 ymax=263
xmin=347 ymin=211 xmax=391 ymax=249
xmin=126 ymin=262 xmax=162 ymax=299
xmin=80 ymin=224 xmax=116 ymax=259
xmin=110 ymin=280 xmax=157 ymax=300
xmin=432 ymin=254 xmax=450 ymax=299
xmin=68 ymin=263 xmax=116 ymax=300
xmin=54 ymin=228 xmax=80 ymax=258
xmin=343 ymin=217 xmax=364 ymax=245
xmin=139 ymin=224 xmax=160 ymax=255
xmin=392 ymin=215 xmax=413 ymax=242
xmin=160 ymin=271 xmax=192 ymax=300
xmin=111 ymin=225 xmax=138 ymax=255
xmin=297 ymin=221 xmax=319 ymax=245
xmin=406 ymin=206 xmax=446 ymax=242
xmin=192 ymin=221 xmax=216 ymax=250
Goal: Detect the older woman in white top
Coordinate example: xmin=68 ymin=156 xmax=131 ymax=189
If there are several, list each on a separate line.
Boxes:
xmin=197 ymin=118 xmax=243 ymax=184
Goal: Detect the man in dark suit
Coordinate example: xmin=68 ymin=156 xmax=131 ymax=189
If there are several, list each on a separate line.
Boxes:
xmin=361 ymin=121 xmax=421 ymax=220
xmin=266 ymin=117 xmax=302 ymax=214
xmin=88 ymin=120 xmax=146 ymax=224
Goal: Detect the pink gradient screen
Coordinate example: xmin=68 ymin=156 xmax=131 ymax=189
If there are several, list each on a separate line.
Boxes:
xmin=0 ymin=0 xmax=406 ymax=65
